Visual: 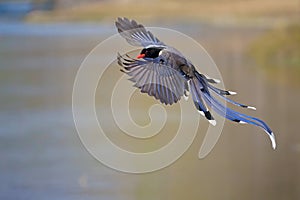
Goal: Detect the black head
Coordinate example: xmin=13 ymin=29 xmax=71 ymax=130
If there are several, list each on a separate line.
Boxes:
xmin=137 ymin=47 xmax=164 ymax=59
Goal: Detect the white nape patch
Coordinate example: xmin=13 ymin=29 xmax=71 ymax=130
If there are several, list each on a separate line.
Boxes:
xmin=248 ymin=106 xmax=257 ymax=110
xmin=145 ymin=44 xmax=164 ymax=48
xmin=239 ymin=121 xmax=247 ymax=124
xmin=197 ymin=110 xmax=205 ymax=116
xmin=209 ymin=119 xmax=217 ymax=126
xmin=269 ymin=132 xmax=277 ymax=150
xmin=158 ymin=50 xmax=163 ymax=56
xmin=228 ymin=91 xmax=237 ymax=95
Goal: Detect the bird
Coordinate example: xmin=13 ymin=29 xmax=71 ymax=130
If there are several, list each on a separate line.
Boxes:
xmin=115 ymin=17 xmax=276 ymax=149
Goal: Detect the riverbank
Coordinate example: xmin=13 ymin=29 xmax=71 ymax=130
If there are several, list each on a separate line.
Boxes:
xmin=25 ymin=0 xmax=299 ymax=26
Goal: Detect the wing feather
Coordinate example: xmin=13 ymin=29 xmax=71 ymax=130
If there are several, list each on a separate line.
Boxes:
xmin=118 ymin=54 xmax=186 ymax=105
xmin=116 ymin=17 xmax=165 ymax=47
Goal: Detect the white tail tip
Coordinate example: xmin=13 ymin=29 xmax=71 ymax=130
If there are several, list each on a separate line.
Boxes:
xmin=213 ymin=79 xmax=221 ymax=83
xmin=248 ymin=106 xmax=257 ymax=110
xmin=184 ymin=91 xmax=189 ymax=101
xmin=197 ymin=110 xmax=205 ymax=116
xmin=205 ymin=75 xmax=220 ymax=83
xmin=270 ymin=132 xmax=276 ymax=150
xmin=209 ymin=119 xmax=217 ymax=126
xmin=229 ymin=91 xmax=237 ymax=95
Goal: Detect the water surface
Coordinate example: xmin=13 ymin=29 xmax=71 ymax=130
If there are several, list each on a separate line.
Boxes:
xmin=0 ymin=22 xmax=299 ymax=200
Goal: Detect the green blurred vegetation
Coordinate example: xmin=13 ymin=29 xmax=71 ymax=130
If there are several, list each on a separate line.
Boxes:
xmin=249 ymin=25 xmax=300 ymax=84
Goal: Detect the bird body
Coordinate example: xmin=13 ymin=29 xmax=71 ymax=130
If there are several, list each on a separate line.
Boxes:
xmin=115 ymin=17 xmax=276 ymax=149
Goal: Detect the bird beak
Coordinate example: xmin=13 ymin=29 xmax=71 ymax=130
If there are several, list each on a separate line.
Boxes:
xmin=137 ymin=54 xmax=145 ymax=59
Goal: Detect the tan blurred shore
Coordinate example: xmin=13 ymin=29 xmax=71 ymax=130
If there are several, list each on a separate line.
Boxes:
xmin=26 ymin=0 xmax=299 ymax=25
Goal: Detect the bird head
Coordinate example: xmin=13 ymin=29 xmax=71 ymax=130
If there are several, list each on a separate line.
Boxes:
xmin=137 ymin=47 xmax=164 ymax=59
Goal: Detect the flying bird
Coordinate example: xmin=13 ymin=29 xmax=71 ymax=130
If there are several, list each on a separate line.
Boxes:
xmin=115 ymin=17 xmax=276 ymax=149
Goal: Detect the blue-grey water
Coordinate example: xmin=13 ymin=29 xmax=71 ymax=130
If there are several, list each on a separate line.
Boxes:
xmin=0 ymin=21 xmax=299 ymax=200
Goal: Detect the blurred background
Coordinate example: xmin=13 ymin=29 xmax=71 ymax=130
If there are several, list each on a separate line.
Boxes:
xmin=0 ymin=0 xmax=299 ymax=199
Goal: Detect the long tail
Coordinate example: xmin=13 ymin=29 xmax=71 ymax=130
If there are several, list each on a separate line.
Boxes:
xmin=189 ymin=74 xmax=216 ymax=126
xmin=190 ymin=71 xmax=276 ymax=149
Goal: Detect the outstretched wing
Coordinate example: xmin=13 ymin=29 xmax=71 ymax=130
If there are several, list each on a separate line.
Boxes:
xmin=115 ymin=17 xmax=165 ymax=47
xmin=118 ymin=54 xmax=186 ymax=105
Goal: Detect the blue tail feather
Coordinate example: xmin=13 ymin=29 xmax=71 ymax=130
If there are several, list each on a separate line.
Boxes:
xmin=193 ymin=71 xmax=276 ymax=149
xmin=203 ymin=92 xmax=271 ymax=134
xmin=208 ymin=84 xmax=256 ymax=110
